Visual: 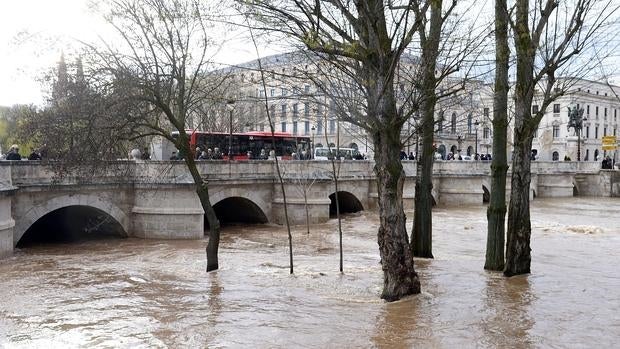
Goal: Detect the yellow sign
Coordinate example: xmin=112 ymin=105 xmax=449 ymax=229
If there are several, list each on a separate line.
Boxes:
xmin=602 ymin=136 xmax=617 ymax=145
xmin=602 ymin=145 xmax=617 ymax=151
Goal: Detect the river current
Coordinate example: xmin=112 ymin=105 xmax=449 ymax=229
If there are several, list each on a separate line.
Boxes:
xmin=1 ymin=197 xmax=619 ymax=348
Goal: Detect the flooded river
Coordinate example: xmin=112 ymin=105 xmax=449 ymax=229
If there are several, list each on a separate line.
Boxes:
xmin=1 ymin=197 xmax=619 ymax=348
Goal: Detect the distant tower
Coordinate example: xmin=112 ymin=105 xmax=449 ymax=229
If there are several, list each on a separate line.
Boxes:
xmin=75 ymin=57 xmax=85 ymax=87
xmin=52 ymin=52 xmax=70 ymax=101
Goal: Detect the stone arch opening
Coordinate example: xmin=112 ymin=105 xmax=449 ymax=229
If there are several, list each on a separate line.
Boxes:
xmin=16 ymin=206 xmax=127 ymax=248
xmin=329 ymin=191 xmax=364 ymax=217
xmin=482 ymin=185 xmax=490 ymax=203
xmin=210 ymin=197 xmax=268 ymax=227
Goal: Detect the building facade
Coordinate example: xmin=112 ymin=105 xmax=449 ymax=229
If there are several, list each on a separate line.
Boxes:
xmin=531 ymin=79 xmax=620 ymax=162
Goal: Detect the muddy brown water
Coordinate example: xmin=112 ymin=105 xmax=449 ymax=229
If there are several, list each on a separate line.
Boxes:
xmin=1 ymin=197 xmax=619 ymax=348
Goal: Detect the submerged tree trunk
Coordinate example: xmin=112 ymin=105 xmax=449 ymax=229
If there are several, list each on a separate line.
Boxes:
xmin=181 ymin=138 xmax=220 ymax=272
xmin=373 ymin=126 xmax=420 ymax=301
xmin=412 ymin=95 xmax=435 ymax=258
xmin=485 ymin=0 xmax=510 ymax=271
xmin=412 ymin=0 xmax=442 ymax=259
xmin=505 ymin=132 xmax=534 ymax=276
xmin=504 ymin=0 xmax=536 ymax=277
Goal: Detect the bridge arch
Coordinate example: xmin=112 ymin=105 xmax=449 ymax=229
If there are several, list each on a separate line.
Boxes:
xmin=329 ymin=191 xmax=364 ymax=216
xmin=212 ymin=196 xmax=268 ymax=225
xmin=14 ymin=194 xmax=130 ymax=246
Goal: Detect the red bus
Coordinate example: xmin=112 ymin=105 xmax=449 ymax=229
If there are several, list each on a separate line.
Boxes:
xmin=173 ymin=130 xmax=312 ymax=160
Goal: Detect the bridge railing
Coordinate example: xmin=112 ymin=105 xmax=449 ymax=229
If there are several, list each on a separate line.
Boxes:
xmin=2 ymin=159 xmax=607 ymax=187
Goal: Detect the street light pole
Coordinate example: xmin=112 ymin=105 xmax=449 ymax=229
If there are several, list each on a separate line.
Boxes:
xmin=311 ymin=126 xmax=316 ymax=159
xmin=474 ymin=119 xmax=479 ymax=157
xmin=226 ymin=99 xmax=235 ymax=161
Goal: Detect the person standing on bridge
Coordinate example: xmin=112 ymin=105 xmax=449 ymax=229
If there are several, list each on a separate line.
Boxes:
xmin=5 ymin=145 xmax=21 ymax=161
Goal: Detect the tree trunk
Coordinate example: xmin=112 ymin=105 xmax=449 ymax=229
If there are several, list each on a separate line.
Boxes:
xmin=373 ymin=127 xmax=420 ymax=301
xmin=412 ymin=100 xmax=435 ymax=258
xmin=182 ymin=142 xmax=220 ymax=272
xmin=412 ymin=0 xmax=442 ymax=259
xmin=504 ymin=128 xmax=533 ymax=276
xmin=485 ymin=0 xmax=509 ymax=271
xmin=505 ymin=0 xmax=535 ymax=277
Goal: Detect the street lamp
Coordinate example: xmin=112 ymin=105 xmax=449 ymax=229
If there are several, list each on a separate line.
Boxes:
xmin=311 ymin=126 xmax=316 ymax=159
xmin=474 ymin=119 xmax=480 ymax=157
xmin=226 ymin=99 xmax=235 ymax=161
xmin=567 ymin=105 xmax=585 ymax=161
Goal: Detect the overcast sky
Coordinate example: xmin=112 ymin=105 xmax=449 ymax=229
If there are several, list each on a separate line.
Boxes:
xmin=1 ymin=0 xmax=618 ymax=107
xmin=0 ymin=0 xmax=269 ymax=107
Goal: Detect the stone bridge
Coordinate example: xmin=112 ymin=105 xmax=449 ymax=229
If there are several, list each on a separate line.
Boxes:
xmin=0 ymin=160 xmax=617 ymax=257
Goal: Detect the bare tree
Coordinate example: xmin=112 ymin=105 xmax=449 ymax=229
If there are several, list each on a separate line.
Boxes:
xmin=241 ymin=0 xmax=430 ymax=300
xmin=505 ymin=0 xmax=618 ymax=276
xmin=84 ymin=0 xmax=231 ymax=271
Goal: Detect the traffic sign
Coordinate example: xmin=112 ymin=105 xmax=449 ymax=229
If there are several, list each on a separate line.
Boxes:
xmin=602 ymin=136 xmax=616 ymax=145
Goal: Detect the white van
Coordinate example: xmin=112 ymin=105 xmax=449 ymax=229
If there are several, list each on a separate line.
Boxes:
xmin=314 ymin=147 xmax=360 ymax=160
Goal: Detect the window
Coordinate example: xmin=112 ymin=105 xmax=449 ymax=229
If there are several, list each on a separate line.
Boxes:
xmin=552 ymin=151 xmax=559 ymax=161
xmin=605 ymin=108 xmax=608 ymax=117
xmin=553 ymin=104 xmax=560 ymax=113
xmin=281 ymin=122 xmax=287 ymax=132
xmin=317 ymin=118 xmax=323 ymax=134
xmin=451 ymin=113 xmax=457 ymax=134
xmin=604 ymin=127 xmax=607 ymax=136
xmin=532 ymin=105 xmax=539 ymax=114
xmin=269 ymin=105 xmax=276 ymax=118
xmin=304 ymin=85 xmax=310 ymax=94
xmin=483 ymin=127 xmax=490 ymax=139
xmin=293 ymin=121 xmax=298 ymax=135
xmin=260 ymin=123 xmax=265 ymax=132
xmin=553 ymin=125 xmax=560 ymax=138
xmin=614 ymin=128 xmax=617 ymax=136
xmin=595 ymin=126 xmax=599 ymax=139
xmin=467 ymin=114 xmax=472 ymax=134
xmin=329 ymin=119 xmax=336 ymax=134
xmin=586 ymin=126 xmax=590 ymax=138
xmin=281 ymin=104 xmax=287 ymax=118
xmin=483 ymin=107 xmax=489 ymax=118
xmin=304 ymin=121 xmax=310 ymax=135
xmin=259 ymin=89 xmax=265 ymax=97
xmin=292 ymin=103 xmax=299 ymax=119
xmin=587 ymin=105 xmax=590 ymax=115
xmin=281 ymin=88 xmax=287 ymax=96
xmin=270 ymin=89 xmax=275 ymax=97
xmin=304 ymin=103 xmax=309 ymax=118
xmin=596 ymin=106 xmax=599 ymax=116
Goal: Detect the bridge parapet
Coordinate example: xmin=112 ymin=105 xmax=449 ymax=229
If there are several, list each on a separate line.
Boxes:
xmin=531 ymin=161 xmax=601 ymax=174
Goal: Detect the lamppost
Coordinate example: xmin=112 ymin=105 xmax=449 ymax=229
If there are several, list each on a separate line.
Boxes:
xmin=311 ymin=126 xmax=316 ymax=159
xmin=474 ymin=119 xmax=480 ymax=157
xmin=567 ymin=105 xmax=585 ymax=161
xmin=456 ymin=133 xmax=464 ymax=159
xmin=226 ymin=99 xmax=235 ymax=161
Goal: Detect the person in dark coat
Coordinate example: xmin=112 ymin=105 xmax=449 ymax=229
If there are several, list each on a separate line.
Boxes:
xmin=6 ymin=145 xmax=21 ymax=160
xmin=28 ymin=148 xmax=42 ymax=160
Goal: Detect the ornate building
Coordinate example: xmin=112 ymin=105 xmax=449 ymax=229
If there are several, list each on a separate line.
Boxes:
xmin=213 ymin=51 xmax=487 ymax=159
xmin=531 ymin=79 xmax=620 ymax=162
